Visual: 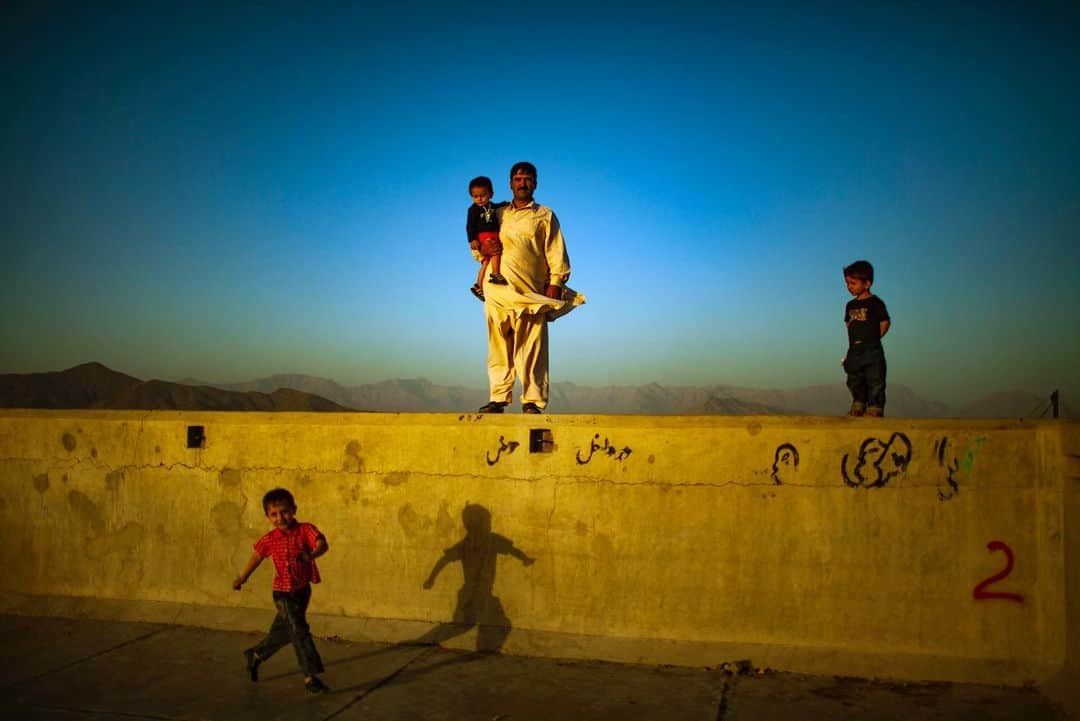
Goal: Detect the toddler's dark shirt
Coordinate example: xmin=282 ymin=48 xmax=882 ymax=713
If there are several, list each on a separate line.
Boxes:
xmin=466 ymin=201 xmax=508 ymax=243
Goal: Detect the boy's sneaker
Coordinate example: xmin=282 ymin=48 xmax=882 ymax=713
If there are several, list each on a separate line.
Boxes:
xmin=488 ymin=273 xmax=508 ymax=285
xmin=243 ymin=649 xmax=261 ymax=682
xmin=305 ymin=676 xmax=329 ymax=694
xmin=846 ymin=405 xmax=865 ymax=417
xmin=865 ymin=407 xmax=884 ymax=417
xmin=470 ymin=284 xmax=485 ymax=301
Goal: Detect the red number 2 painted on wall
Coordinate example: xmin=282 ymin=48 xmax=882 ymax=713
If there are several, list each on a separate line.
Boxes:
xmin=972 ymin=541 xmax=1024 ymax=604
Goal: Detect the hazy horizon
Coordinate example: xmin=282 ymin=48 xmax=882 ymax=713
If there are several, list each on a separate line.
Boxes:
xmin=4 ymin=360 xmax=1070 ymax=416
xmin=3 ymin=3 xmax=1078 ymax=407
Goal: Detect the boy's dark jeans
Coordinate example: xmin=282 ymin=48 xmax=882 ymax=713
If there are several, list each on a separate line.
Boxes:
xmin=844 ymin=345 xmax=887 ymax=413
xmin=250 ymin=585 xmax=324 ymax=676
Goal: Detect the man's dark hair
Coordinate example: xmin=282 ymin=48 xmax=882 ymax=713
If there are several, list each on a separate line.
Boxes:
xmin=509 ymin=161 xmax=537 ymax=179
xmin=468 ymin=176 xmax=493 ymax=192
xmin=843 ymin=260 xmax=874 ymax=283
xmin=262 ymin=488 xmax=296 ymax=512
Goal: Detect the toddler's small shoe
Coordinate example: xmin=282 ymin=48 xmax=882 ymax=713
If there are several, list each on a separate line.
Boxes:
xmin=243 ymin=648 xmax=261 ymax=682
xmin=470 ymin=283 xmax=485 ymax=301
xmin=488 ymin=273 xmax=508 ymax=285
xmin=305 ymin=676 xmax=329 ymax=694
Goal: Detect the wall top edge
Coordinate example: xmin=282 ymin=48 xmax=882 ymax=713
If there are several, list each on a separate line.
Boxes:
xmin=0 ymin=408 xmax=1074 ymax=431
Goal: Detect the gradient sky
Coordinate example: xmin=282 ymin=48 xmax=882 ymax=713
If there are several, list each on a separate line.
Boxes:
xmin=3 ymin=2 xmax=1078 ymax=406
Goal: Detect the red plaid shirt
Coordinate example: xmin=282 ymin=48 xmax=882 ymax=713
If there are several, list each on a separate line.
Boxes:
xmin=254 ymin=522 xmax=325 ymax=592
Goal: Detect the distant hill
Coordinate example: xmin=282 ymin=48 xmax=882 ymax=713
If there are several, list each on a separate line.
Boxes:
xmin=0 ymin=363 xmax=350 ymax=412
xmin=185 ymin=371 xmax=1066 ymax=418
xmin=187 ymin=374 xmax=483 ymax=413
xmin=3 ymin=363 xmax=1067 ymax=417
xmin=954 ymin=391 xmax=1050 ymax=419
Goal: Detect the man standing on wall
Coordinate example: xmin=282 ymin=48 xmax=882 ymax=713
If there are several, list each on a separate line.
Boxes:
xmin=476 ymin=162 xmax=584 ymax=414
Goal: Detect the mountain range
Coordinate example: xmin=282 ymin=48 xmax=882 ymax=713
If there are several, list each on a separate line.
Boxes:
xmin=0 ymin=363 xmax=348 ymax=412
xmin=0 ymin=362 xmax=1066 ymax=418
xmin=183 ymin=370 xmax=1064 ymax=419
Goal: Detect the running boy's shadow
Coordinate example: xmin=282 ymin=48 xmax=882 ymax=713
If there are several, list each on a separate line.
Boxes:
xmin=416 ymin=503 xmax=534 ymax=653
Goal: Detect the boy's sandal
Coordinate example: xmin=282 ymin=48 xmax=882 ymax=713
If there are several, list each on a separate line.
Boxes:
xmin=488 ymin=273 xmax=508 ymax=285
xmin=305 ymin=676 xmax=329 ymax=694
xmin=243 ymin=649 xmax=261 ymax=682
xmin=470 ymin=284 xmax=485 ymax=301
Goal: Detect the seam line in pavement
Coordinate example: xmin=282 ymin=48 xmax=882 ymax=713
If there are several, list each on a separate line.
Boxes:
xmin=323 ymin=646 xmax=439 ymax=721
xmin=1 ymin=625 xmax=170 ymax=692
xmin=715 ymin=678 xmax=734 ymax=720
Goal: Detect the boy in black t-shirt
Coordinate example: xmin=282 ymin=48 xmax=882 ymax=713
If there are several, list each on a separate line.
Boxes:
xmin=842 ymin=260 xmax=891 ymax=417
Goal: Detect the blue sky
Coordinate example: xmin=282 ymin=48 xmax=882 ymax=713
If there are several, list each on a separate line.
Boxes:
xmin=2 ymin=2 xmax=1078 ymax=406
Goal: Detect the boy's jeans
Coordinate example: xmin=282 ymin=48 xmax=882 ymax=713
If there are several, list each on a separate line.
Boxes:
xmin=250 ymin=585 xmax=324 ymax=676
xmin=844 ymin=346 xmax=887 ymax=413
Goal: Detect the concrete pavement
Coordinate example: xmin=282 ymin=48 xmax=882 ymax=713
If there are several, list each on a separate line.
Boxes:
xmin=0 ymin=614 xmax=1063 ymax=720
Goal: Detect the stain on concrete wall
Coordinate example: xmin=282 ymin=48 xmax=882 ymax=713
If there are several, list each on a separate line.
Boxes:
xmin=343 ymin=440 xmax=364 ymax=473
xmin=219 ymin=468 xmax=241 ymax=488
xmin=87 ymin=522 xmax=147 ymax=586
xmin=87 ymin=522 xmax=146 ymax=559
xmin=399 ymin=503 xmax=431 ymax=537
xmin=33 ymin=474 xmax=49 ymax=494
xmin=61 ymin=433 xmax=76 ymax=452
xmin=435 ymin=501 xmax=455 ymax=538
xmin=337 ymin=482 xmax=363 ymax=505
xmin=211 ymin=501 xmax=244 ymax=534
xmin=383 ymin=472 xmax=409 ymax=486
xmin=67 ymin=490 xmax=105 ymax=535
xmin=105 ymin=470 xmax=123 ymax=492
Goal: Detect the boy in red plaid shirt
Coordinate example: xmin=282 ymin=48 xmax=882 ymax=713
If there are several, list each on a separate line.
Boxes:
xmin=232 ymin=488 xmax=330 ymax=694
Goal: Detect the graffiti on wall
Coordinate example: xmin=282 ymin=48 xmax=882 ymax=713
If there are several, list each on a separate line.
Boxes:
xmin=770 ymin=443 xmax=799 ymax=485
xmin=934 ymin=435 xmax=986 ymax=501
xmin=841 ymin=432 xmax=912 ymax=489
xmin=576 ymin=434 xmax=632 ymax=465
xmin=972 ymin=540 xmax=1024 ymax=604
xmin=485 ymin=436 xmax=520 ymax=466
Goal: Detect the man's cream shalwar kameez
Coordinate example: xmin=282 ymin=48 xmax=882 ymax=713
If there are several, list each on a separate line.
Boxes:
xmin=480 ymin=201 xmax=585 ymax=408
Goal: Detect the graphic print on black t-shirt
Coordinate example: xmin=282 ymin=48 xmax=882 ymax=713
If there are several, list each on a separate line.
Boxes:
xmin=845 ymin=295 xmax=889 ymax=350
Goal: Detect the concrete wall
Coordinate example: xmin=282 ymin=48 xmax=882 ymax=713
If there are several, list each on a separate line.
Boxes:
xmin=1 ymin=410 xmax=1076 ymax=693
